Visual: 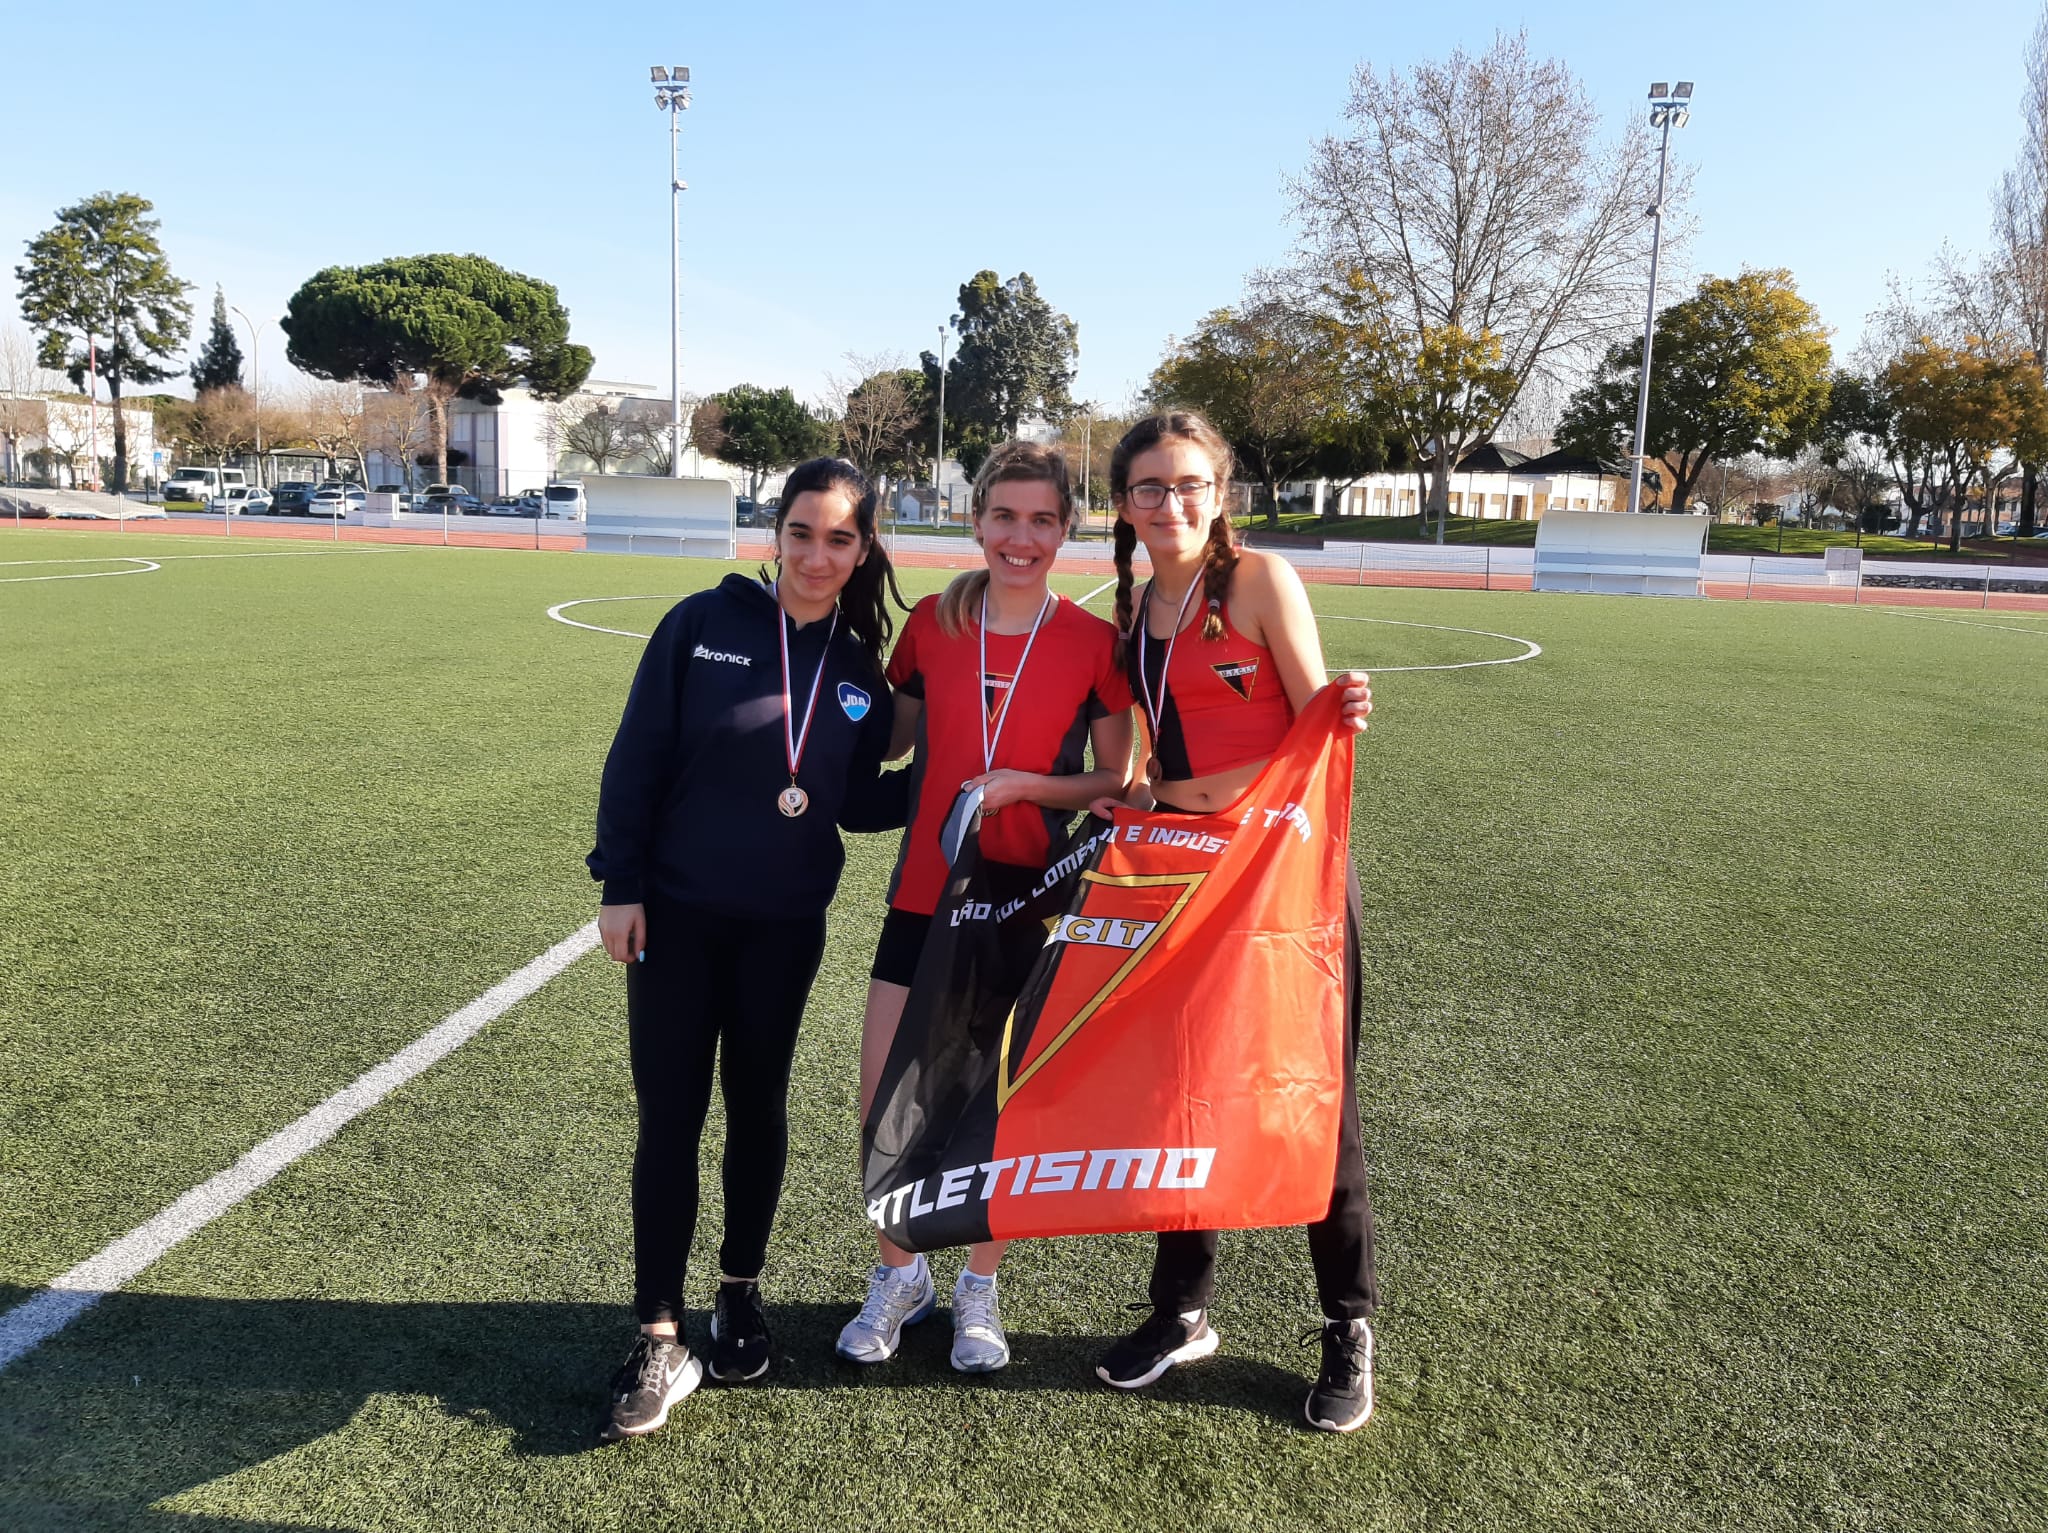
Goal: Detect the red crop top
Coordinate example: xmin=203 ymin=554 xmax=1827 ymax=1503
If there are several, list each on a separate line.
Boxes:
xmin=1129 ymin=583 xmax=1295 ymax=780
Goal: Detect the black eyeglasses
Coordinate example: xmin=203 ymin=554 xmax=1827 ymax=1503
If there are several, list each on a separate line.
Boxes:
xmin=1125 ymin=479 xmax=1215 ymax=510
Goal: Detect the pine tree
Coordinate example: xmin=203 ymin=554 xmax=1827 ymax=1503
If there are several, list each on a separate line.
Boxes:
xmin=191 ymin=287 xmax=244 ymax=392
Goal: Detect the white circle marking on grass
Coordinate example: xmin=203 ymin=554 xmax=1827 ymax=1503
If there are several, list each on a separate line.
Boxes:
xmin=0 ymin=556 xmax=161 ymax=584
xmin=547 ymin=594 xmax=677 ymax=639
xmin=1313 ymin=614 xmax=1542 ymax=672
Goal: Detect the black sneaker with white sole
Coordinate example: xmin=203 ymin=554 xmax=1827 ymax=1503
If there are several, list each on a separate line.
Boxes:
xmin=1304 ymin=1318 xmax=1374 ymax=1433
xmin=600 ymin=1332 xmax=703 ymax=1440
xmin=1094 ymin=1305 xmax=1221 ymax=1389
xmin=709 ymin=1280 xmax=770 ymax=1383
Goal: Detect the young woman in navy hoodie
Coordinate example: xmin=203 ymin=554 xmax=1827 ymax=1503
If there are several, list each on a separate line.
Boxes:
xmin=587 ymin=458 xmax=906 ymax=1439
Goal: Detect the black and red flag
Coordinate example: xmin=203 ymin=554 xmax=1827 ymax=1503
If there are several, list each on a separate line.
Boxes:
xmin=862 ymin=686 xmax=1355 ymax=1251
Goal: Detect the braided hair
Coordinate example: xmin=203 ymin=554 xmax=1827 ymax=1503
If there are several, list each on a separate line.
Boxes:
xmin=1109 ymin=410 xmax=1239 ymax=655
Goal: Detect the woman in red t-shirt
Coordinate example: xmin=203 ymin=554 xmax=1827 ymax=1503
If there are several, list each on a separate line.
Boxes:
xmin=1090 ymin=409 xmax=1380 ymax=1435
xmin=836 ymin=440 xmax=1135 ymax=1375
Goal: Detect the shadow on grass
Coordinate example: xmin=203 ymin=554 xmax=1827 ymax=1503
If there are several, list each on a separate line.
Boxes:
xmin=0 ymin=1291 xmax=1308 ymax=1528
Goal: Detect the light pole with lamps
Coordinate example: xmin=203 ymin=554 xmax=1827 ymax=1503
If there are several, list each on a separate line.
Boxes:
xmin=652 ymin=66 xmax=692 ymax=478
xmin=1627 ymin=80 xmax=1693 ymax=516
xmin=229 ymin=305 xmax=262 ymax=537
xmin=934 ymin=323 xmax=949 ymax=522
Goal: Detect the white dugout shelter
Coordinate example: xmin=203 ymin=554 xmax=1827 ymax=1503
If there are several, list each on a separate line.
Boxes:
xmin=1532 ymin=510 xmax=1713 ymax=597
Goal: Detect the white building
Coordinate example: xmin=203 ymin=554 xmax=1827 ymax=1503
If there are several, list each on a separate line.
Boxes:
xmin=1315 ymin=446 xmax=1627 ymax=521
xmin=0 ymin=393 xmax=156 ymax=489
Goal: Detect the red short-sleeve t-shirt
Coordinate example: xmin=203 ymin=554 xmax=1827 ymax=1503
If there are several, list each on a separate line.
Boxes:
xmin=885 ymin=592 xmax=1134 ymax=915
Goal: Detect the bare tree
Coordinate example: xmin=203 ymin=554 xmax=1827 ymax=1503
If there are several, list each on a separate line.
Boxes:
xmin=181 ymin=388 xmax=261 ymax=469
xmin=365 ymin=391 xmax=430 ymax=489
xmin=560 ymin=399 xmax=632 ymax=474
xmin=299 ymin=382 xmax=371 ymax=483
xmin=617 ymin=395 xmax=694 ymax=475
xmin=0 ymin=322 xmax=60 ymax=483
xmin=1287 ymin=30 xmax=1669 ymax=516
xmin=828 ymin=351 xmax=924 ymax=481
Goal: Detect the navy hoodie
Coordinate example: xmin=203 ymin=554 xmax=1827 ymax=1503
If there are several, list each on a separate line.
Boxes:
xmin=588 ymin=573 xmax=903 ymax=918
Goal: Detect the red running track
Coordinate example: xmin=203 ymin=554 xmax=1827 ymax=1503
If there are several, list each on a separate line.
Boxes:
xmin=7 ymin=519 xmax=2046 ymax=612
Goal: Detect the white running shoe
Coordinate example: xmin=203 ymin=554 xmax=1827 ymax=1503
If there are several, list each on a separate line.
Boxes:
xmin=949 ymin=1273 xmax=1011 ymax=1373
xmin=835 ymin=1259 xmax=936 ymax=1363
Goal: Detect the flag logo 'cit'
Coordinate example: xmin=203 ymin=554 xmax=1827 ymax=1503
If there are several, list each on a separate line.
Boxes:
xmin=997 ymin=869 xmax=1206 ymax=1109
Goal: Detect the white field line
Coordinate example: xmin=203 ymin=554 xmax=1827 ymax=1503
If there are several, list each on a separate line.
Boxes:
xmin=0 ymin=557 xmax=160 ymax=584
xmin=546 ymin=594 xmax=676 ymax=639
xmin=1872 ymin=608 xmax=2048 ymax=638
xmin=551 ymin=579 xmax=1122 ymax=642
xmin=0 ymin=922 xmax=601 ymax=1374
xmin=1318 ymin=614 xmax=1543 ymax=673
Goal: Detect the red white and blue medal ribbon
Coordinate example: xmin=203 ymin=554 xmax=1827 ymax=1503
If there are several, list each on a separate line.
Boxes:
xmin=775 ymin=582 xmax=838 ymax=818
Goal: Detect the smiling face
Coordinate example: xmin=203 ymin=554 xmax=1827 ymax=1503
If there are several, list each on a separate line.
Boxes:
xmin=975 ymin=477 xmax=1068 ymax=595
xmin=1116 ymin=438 xmax=1227 ymax=563
xmin=774 ymin=487 xmax=868 ymax=609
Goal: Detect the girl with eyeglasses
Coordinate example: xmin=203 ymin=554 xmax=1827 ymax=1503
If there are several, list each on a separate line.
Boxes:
xmin=1091 ymin=409 xmax=1379 ymax=1434
xmin=836 ymin=439 xmax=1136 ymax=1375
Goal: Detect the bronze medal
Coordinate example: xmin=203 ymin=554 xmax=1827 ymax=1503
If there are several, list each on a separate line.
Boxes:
xmin=778 ymin=783 xmax=809 ymax=818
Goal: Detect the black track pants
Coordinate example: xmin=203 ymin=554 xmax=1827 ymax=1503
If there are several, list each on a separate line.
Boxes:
xmin=1146 ymin=861 xmax=1378 ymax=1322
xmin=626 ymin=895 xmax=827 ymax=1326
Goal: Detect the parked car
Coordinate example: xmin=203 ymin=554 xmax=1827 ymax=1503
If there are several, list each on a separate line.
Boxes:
xmin=422 ymin=489 xmax=483 ymax=514
xmin=210 ymin=486 xmax=272 ymax=516
xmin=306 ymin=485 xmax=365 ymax=518
xmin=372 ymin=483 xmax=414 ymax=512
xmin=484 ymin=496 xmax=524 ymax=516
xmin=272 ymin=481 xmax=317 ymax=516
xmin=543 ymin=482 xmax=588 ymax=520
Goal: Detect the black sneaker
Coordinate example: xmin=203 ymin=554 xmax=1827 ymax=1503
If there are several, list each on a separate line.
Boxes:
xmin=600 ymin=1331 xmax=703 ymax=1440
xmin=1304 ymin=1318 xmax=1374 ymax=1433
xmin=1094 ymin=1304 xmax=1221 ymax=1389
xmin=709 ymin=1280 xmax=770 ymax=1383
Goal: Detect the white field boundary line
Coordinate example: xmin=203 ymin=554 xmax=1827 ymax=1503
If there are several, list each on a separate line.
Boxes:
xmin=550 ymin=577 xmax=1122 ymax=642
xmin=1870 ymin=608 xmax=2048 ymax=637
xmin=0 ymin=922 xmax=600 ymax=1374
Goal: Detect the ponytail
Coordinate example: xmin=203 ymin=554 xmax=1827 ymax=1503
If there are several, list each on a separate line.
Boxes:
xmin=935 ymin=568 xmax=990 ymax=638
xmin=769 ymin=456 xmax=908 ymax=672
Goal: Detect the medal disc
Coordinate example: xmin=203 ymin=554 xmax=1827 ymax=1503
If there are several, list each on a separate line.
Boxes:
xmin=1145 ymin=755 xmax=1162 ymax=781
xmin=778 ymin=784 xmax=810 ymax=818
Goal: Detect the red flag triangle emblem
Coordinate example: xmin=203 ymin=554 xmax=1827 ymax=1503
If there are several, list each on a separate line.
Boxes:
xmin=1210 ymin=658 xmax=1259 ymax=701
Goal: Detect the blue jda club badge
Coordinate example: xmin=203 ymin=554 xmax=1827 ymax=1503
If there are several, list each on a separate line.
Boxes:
xmin=837 ymin=682 xmax=872 ymax=721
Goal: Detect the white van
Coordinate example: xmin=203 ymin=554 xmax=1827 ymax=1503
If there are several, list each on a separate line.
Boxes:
xmin=542 ymin=482 xmax=587 ymax=520
xmin=163 ymin=466 xmax=247 ymax=505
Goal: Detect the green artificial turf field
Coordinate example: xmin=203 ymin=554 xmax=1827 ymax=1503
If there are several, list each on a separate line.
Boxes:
xmin=1 ymin=529 xmax=2043 ymax=1531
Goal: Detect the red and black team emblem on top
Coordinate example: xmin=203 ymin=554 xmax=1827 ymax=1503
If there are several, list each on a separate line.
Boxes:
xmin=983 ymin=671 xmax=1014 ymax=724
xmin=1210 ymin=658 xmax=1260 ymax=701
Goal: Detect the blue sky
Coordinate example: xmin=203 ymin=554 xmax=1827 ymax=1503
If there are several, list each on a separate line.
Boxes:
xmin=4 ymin=0 xmax=2038 ymax=413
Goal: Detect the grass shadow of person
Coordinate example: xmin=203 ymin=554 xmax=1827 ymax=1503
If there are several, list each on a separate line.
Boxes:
xmin=0 ymin=1289 xmax=1308 ymax=1526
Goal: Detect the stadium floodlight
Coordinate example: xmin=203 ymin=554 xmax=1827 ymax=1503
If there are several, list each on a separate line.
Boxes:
xmin=650 ymin=64 xmax=693 ymax=478
xmin=1627 ymin=78 xmax=1696 ymax=515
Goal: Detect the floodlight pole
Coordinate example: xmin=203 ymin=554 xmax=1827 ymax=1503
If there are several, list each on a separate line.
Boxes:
xmin=653 ymin=66 xmax=692 ymax=478
xmin=1628 ymin=83 xmax=1693 ymax=516
xmin=935 ymin=324 xmax=949 ymax=521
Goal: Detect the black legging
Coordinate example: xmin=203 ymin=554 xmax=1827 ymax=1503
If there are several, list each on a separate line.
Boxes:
xmin=1144 ymin=812 xmax=1377 ymax=1322
xmin=626 ymin=895 xmax=828 ymax=1326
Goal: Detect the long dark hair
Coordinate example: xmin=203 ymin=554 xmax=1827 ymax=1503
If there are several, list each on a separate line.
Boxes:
xmin=1110 ymin=410 xmax=1240 ymax=648
xmin=769 ymin=457 xmax=907 ymax=669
